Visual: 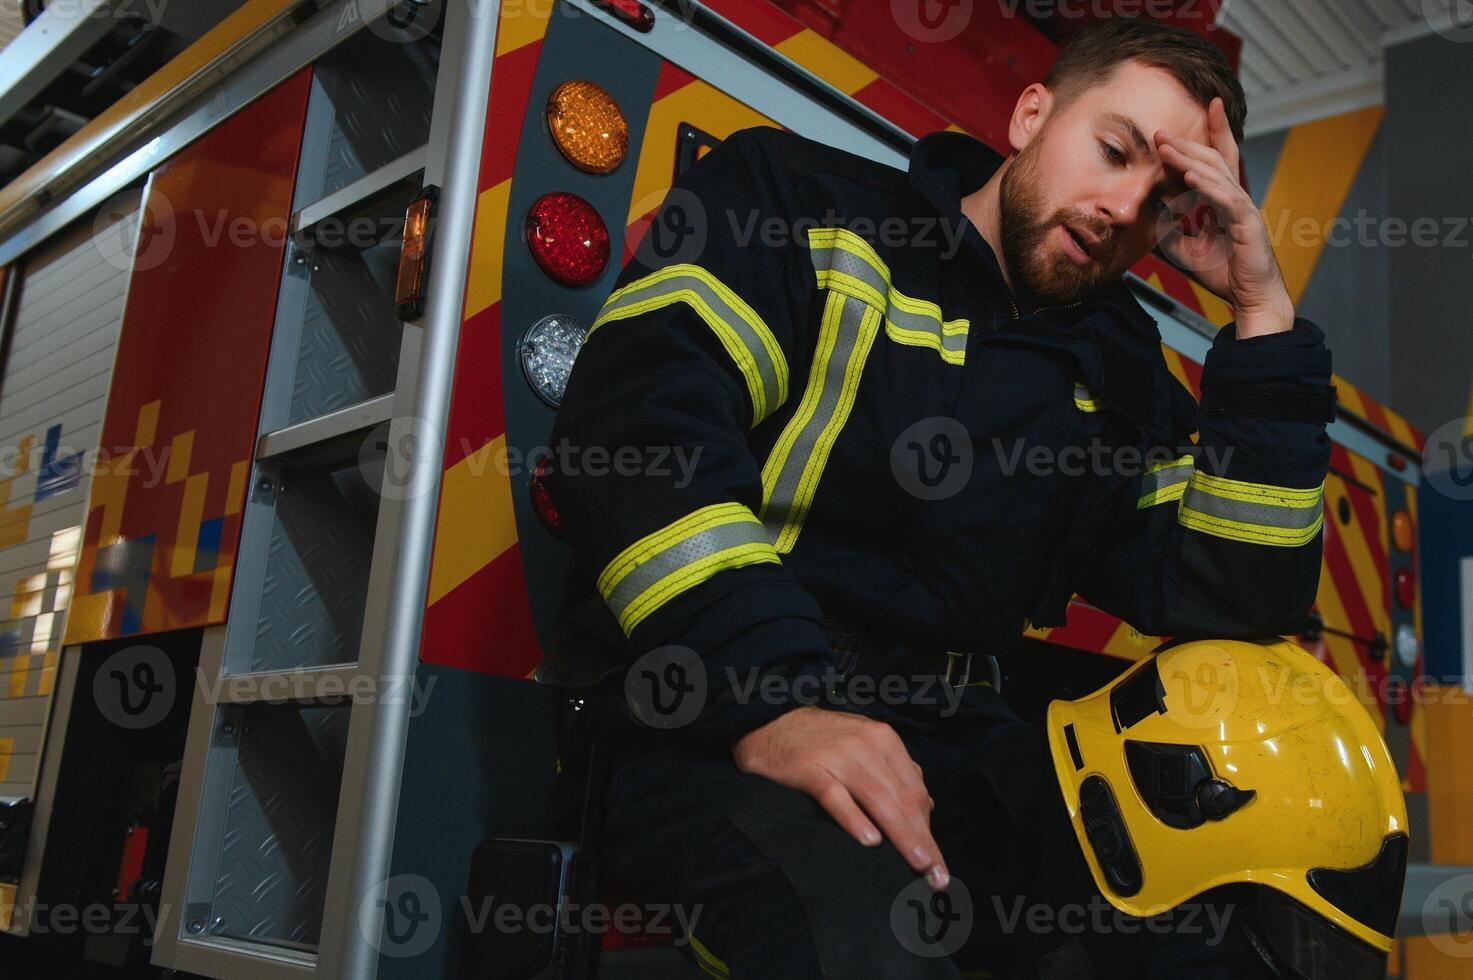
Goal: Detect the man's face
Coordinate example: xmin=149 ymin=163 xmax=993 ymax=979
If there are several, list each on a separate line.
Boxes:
xmin=999 ymin=61 xmax=1212 ymax=308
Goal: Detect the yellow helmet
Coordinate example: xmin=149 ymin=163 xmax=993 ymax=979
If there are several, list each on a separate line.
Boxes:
xmin=1046 ymin=637 xmax=1408 ymax=977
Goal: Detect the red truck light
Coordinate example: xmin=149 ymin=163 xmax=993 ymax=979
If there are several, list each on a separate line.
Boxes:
xmin=526 ymin=192 xmax=610 ymax=287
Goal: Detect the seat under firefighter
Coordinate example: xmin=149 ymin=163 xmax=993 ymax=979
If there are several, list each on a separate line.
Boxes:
xmin=460 ymin=593 xmax=709 ymax=980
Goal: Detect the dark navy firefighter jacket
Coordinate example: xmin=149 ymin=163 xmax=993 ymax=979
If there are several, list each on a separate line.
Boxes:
xmin=547 ymin=126 xmax=1335 ymax=743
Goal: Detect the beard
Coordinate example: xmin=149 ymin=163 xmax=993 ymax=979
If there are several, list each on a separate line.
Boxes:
xmin=998 ymin=139 xmax=1116 ymax=309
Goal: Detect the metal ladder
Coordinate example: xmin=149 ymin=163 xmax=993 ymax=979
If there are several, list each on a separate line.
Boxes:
xmin=151 ymin=4 xmax=459 ymax=976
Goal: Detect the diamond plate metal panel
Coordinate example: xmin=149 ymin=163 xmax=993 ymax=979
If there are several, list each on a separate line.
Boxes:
xmin=249 ymin=458 xmax=381 ymax=673
xmin=207 ymin=703 xmax=349 ymax=948
xmin=315 ymin=33 xmax=437 ymax=202
xmin=287 ymin=239 xmax=404 ymax=425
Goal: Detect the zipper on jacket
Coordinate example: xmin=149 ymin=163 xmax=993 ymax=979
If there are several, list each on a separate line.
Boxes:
xmin=1008 ymin=295 xmax=1084 ymax=320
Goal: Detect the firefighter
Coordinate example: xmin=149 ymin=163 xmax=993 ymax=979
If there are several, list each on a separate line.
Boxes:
xmin=547 ymin=16 xmax=1354 ymax=979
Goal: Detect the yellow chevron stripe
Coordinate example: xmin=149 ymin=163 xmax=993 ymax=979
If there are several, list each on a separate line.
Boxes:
xmin=1100 ymin=621 xmax=1161 ymax=662
xmin=427 ymin=435 xmax=519 ymax=606
xmin=464 ymin=179 xmax=511 ymax=320
xmin=774 ymin=29 xmax=879 ymax=94
xmin=1261 ymin=106 xmax=1383 ymax=305
xmin=495 ymin=0 xmax=552 ymax=55
xmin=1328 ymin=472 xmax=1389 ymax=639
xmin=1313 ymin=551 xmax=1384 ymax=735
xmin=626 ymin=82 xmax=773 ymax=229
xmin=1188 ymin=280 xmax=1235 ymax=327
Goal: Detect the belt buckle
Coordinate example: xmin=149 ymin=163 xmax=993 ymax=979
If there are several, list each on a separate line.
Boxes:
xmin=942 ymin=650 xmax=975 ymax=687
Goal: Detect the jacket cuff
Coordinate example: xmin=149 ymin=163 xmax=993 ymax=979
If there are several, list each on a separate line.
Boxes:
xmin=1203 ymin=316 xmax=1332 ymax=385
xmin=627 ymin=564 xmax=837 ymax=745
xmin=1196 ymin=317 xmax=1332 ymax=488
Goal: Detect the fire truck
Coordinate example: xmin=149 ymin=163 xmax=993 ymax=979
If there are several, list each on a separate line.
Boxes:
xmin=0 ymin=0 xmax=1459 ymax=977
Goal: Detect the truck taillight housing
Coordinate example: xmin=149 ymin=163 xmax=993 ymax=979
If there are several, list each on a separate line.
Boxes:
xmin=1394 ymin=567 xmax=1415 ymax=609
xmin=530 ymin=457 xmax=567 ymax=539
xmin=395 ymin=186 xmax=437 ymax=320
xmin=520 ymin=313 xmax=586 ymax=408
xmin=592 ymin=0 xmax=653 ymax=31
xmin=1391 ymin=510 xmax=1414 ymax=553
xmin=548 ymin=81 xmax=628 ymax=174
xmin=526 ymin=192 xmax=609 ymax=287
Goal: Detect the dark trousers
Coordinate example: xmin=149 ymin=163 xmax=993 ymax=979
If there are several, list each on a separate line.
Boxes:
xmin=600 ymin=663 xmax=1269 ymax=980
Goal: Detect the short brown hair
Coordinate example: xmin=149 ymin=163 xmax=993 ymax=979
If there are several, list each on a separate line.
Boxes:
xmin=1043 ymin=17 xmax=1248 ymax=143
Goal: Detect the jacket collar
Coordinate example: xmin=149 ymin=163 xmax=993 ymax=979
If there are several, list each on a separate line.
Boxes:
xmin=906 ymin=130 xmax=1163 ymax=346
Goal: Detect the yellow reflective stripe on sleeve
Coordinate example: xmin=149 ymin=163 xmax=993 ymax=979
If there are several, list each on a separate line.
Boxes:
xmin=807 ymin=227 xmax=968 ymax=365
xmin=1178 ymin=470 xmax=1326 ymax=547
xmin=687 ymin=934 xmax=731 ymax=979
xmin=1074 ymin=381 xmax=1099 ymax=413
xmin=597 ymin=502 xmax=780 ymax=636
xmin=588 ymin=264 xmax=789 ymax=426
xmin=1136 ymin=454 xmax=1195 ymax=509
xmin=760 ymin=291 xmax=882 ymax=553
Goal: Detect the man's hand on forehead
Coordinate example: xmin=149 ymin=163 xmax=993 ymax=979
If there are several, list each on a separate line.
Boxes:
xmin=1149 ymin=97 xmax=1295 ymax=338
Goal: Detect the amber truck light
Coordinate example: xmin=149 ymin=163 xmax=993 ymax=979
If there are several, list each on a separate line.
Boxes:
xmin=1391 ymin=510 xmax=1414 ymax=553
xmin=547 ymin=80 xmax=628 ymax=174
xmin=395 ymin=186 xmax=437 ymax=320
xmin=526 ymin=192 xmax=610 ymax=287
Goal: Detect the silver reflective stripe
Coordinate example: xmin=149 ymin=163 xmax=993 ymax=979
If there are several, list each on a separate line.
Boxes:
xmin=1137 ymin=456 xmax=1194 ymax=509
xmin=590 ymin=265 xmax=787 ymax=425
xmin=597 ymin=502 xmax=781 ymax=635
xmin=810 ymin=243 xmax=888 ymax=305
xmin=761 ymin=292 xmax=881 ymax=552
xmin=809 ymin=228 xmax=968 ymax=365
xmin=1179 ymin=475 xmax=1325 ymax=547
xmin=604 ymin=520 xmax=775 ymax=630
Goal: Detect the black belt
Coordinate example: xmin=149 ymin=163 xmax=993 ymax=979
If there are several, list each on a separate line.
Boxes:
xmin=822 ymin=619 xmax=986 ymax=687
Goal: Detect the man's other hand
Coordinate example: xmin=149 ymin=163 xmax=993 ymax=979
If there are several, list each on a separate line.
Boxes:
xmin=731 ymin=705 xmax=951 ymax=890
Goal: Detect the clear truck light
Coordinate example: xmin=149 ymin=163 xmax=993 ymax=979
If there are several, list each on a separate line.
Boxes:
xmin=1394 ymin=623 xmax=1419 ymax=668
xmin=520 ymin=312 xmax=587 ymax=407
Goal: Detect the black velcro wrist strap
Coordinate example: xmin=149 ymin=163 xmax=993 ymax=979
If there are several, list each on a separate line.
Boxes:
xmin=1201 ymin=382 xmax=1337 ymax=424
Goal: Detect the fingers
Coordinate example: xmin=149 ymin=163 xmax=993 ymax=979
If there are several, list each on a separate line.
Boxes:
xmin=1156 ymin=132 xmax=1234 ymax=183
xmin=810 ymin=773 xmax=883 ymax=849
xmin=875 ymin=730 xmax=948 ymax=888
xmin=1207 ymin=97 xmax=1241 ymax=176
xmin=845 ymin=761 xmax=950 ymax=889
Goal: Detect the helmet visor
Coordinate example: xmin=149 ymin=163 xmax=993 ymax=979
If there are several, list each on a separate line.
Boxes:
xmin=1254 ymin=887 xmax=1388 ymax=980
